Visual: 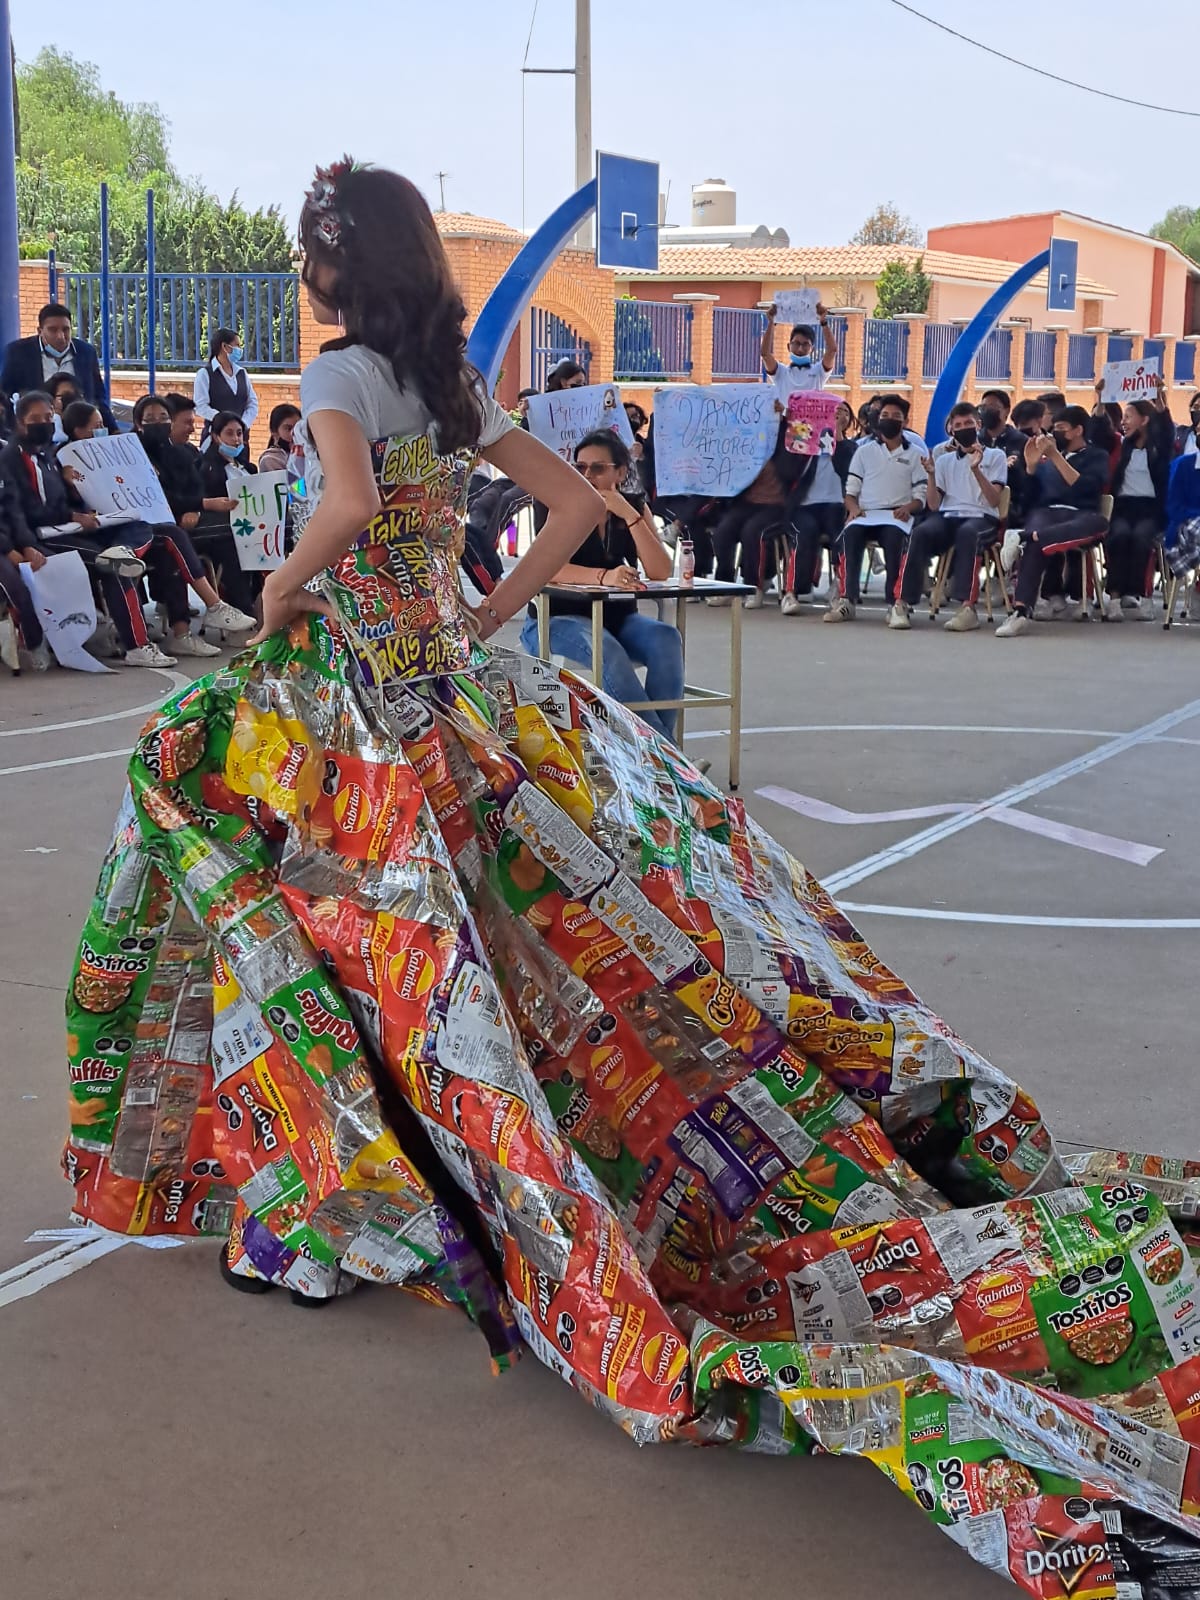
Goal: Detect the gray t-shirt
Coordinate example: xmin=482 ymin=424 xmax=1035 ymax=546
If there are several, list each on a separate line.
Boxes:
xmin=298 ymin=345 xmax=513 ymax=505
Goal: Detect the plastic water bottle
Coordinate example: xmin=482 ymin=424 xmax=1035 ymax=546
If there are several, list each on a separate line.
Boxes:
xmin=505 ymin=519 xmax=517 ymax=558
xmin=679 ymin=538 xmax=695 ymax=586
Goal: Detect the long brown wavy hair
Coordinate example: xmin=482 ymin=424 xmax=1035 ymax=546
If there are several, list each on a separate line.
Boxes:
xmin=300 ymin=163 xmax=484 ymax=453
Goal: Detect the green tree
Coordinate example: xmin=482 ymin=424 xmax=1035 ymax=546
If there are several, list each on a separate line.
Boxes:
xmin=873 ymin=256 xmax=932 ymax=319
xmin=851 ymin=202 xmax=924 ymax=248
xmin=14 ymin=47 xmax=291 ymax=272
xmin=1149 ymin=206 xmax=1200 ymax=265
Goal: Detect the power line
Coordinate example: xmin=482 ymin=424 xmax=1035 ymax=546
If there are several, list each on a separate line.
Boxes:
xmin=887 ymin=0 xmax=1200 ymax=119
xmin=520 ymin=2 xmax=540 ymax=230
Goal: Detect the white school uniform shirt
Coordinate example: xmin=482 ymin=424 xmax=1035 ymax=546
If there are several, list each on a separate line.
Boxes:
xmin=772 ymin=359 xmax=827 ymax=399
xmin=1120 ymin=447 xmax=1155 ymax=499
xmin=193 ymin=358 xmax=260 ymax=427
xmin=934 ymin=445 xmax=1007 ymax=517
xmin=845 ymin=437 xmax=927 ymax=523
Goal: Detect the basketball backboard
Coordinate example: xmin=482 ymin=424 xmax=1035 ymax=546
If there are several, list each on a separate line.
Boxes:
xmin=1047 ymin=237 xmax=1078 ymax=312
xmin=596 ymin=152 xmax=660 ymax=273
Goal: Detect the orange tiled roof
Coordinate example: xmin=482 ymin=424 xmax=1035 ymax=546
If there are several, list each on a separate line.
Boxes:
xmin=433 ymin=211 xmax=526 ymax=243
xmin=618 ymin=243 xmax=1115 ymax=297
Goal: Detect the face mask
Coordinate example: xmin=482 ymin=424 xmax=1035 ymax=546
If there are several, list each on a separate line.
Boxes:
xmin=789 ymin=354 xmax=812 ymax=368
xmin=952 ymin=426 xmax=978 ymax=449
xmin=40 ymin=340 xmax=68 ymax=360
xmin=979 ymin=406 xmax=1002 ymax=430
xmin=228 ymin=346 xmax=243 ymax=363
xmin=92 ymin=427 xmax=108 ymax=437
xmin=22 ymin=420 xmax=54 ymax=447
xmin=140 ymin=422 xmax=171 ymax=449
xmin=218 ymin=441 xmax=242 ymax=459
xmin=1053 ymin=430 xmax=1072 ymax=450
xmin=876 ymin=417 xmax=904 ymax=440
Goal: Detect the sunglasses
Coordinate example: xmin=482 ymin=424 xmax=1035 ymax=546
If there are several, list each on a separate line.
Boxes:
xmin=574 ymin=461 xmax=614 ymax=479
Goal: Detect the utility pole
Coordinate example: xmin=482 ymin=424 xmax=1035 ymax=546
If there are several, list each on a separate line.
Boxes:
xmin=573 ymin=0 xmax=592 ymax=250
xmin=0 ymin=0 xmax=20 ymax=349
xmin=522 ymin=1 xmax=593 ymax=252
xmin=435 ymin=171 xmax=449 ymax=212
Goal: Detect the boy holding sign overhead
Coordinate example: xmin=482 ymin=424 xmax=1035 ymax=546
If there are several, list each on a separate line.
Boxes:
xmin=760 ymin=299 xmax=837 ymax=397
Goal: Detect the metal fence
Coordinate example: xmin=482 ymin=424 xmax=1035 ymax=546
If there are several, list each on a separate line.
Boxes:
xmin=922 ymin=322 xmax=957 ymax=381
xmin=1176 ymin=341 xmax=1197 ymax=385
xmin=862 ymin=317 xmax=909 ymax=381
xmin=1107 ymin=335 xmax=1134 ymax=365
xmin=530 ymin=307 xmax=592 ymax=390
xmin=975 ymin=328 xmax=1012 ymax=383
xmin=815 ymin=315 xmax=848 ymax=380
xmin=55 ymin=269 xmax=300 ymax=370
xmin=712 ymin=306 xmax=766 ymax=379
xmin=1142 ymin=338 xmax=1165 ymax=370
xmin=1067 ymin=333 xmax=1097 ymax=384
xmin=614 ymin=300 xmax=693 ymax=380
xmin=1024 ymin=330 xmax=1057 ymax=385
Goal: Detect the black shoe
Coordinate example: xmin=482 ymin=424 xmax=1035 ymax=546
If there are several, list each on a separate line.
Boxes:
xmin=289 ymin=1288 xmax=336 ymax=1308
xmin=219 ymin=1245 xmax=274 ymax=1295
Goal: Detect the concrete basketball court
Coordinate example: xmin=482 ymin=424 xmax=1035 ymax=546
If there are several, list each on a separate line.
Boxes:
xmin=3 ymin=601 xmax=1198 ymax=1600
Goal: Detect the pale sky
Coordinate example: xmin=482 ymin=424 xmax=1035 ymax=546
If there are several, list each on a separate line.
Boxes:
xmin=14 ymin=0 xmax=1200 ymax=248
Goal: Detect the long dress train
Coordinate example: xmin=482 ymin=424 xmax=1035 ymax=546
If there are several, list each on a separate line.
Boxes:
xmin=66 ymin=427 xmax=1200 ymax=1598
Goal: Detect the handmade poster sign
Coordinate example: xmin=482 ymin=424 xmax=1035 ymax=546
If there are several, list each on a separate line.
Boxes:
xmin=1100 ymin=356 xmax=1160 ymax=402
xmin=772 ymin=288 xmax=820 ymax=327
xmin=525 ymin=383 xmax=634 ymax=462
xmin=58 ymin=433 xmax=175 ymax=527
xmin=19 ymin=550 xmax=108 ymax=672
xmin=653 ymin=383 xmax=778 ymax=497
xmin=227 ymin=470 xmax=288 ymax=570
xmin=784 ymin=389 xmax=840 ymax=455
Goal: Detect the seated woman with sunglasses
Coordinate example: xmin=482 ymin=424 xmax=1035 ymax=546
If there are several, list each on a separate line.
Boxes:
xmin=520 ymin=429 xmax=684 ymax=741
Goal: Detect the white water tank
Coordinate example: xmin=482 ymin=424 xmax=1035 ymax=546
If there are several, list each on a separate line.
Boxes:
xmin=692 ymin=178 xmax=736 ymax=228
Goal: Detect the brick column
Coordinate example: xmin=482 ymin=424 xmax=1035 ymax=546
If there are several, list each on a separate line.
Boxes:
xmin=837 ymin=307 xmax=867 ymax=421
xmin=895 ymin=313 xmax=927 ymax=431
xmin=1052 ymin=326 xmax=1072 ymax=394
xmin=1007 ymin=323 xmax=1027 ymax=403
xmin=1158 ymin=333 xmax=1177 ymax=409
xmin=673 ymin=293 xmax=718 ymax=384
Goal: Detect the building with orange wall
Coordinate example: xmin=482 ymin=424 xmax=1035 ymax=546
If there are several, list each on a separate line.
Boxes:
xmin=927 ymin=212 xmax=1200 ymax=338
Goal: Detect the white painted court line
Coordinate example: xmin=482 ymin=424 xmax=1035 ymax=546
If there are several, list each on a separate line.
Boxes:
xmin=0 ymin=748 xmax=131 ymax=779
xmin=0 ymin=1234 xmax=128 ymax=1308
xmin=840 ymin=902 xmax=1200 ymax=931
xmin=685 ymin=722 xmax=1118 ymax=742
xmin=0 ymin=667 xmax=189 ymax=738
xmin=757 ymin=786 xmax=1161 ymax=867
xmin=822 ymin=696 xmax=1200 ymax=897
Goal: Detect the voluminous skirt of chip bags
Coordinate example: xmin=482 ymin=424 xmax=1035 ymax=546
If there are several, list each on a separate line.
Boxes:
xmin=65 ymin=430 xmax=1200 ymax=1599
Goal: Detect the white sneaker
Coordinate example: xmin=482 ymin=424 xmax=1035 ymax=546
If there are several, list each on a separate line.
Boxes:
xmin=1123 ymin=595 xmax=1153 ymax=620
xmin=1102 ymin=598 xmax=1124 ymax=622
xmin=123 ymin=643 xmax=178 ymax=668
xmin=1000 ymin=528 xmax=1021 ymax=573
xmin=780 ymin=592 xmax=804 ymax=616
xmin=206 ymin=600 xmax=257 ymax=632
xmin=0 ymin=615 xmax=18 ymax=672
xmin=886 ymin=602 xmax=911 ymax=630
xmin=706 ymin=595 xmax=731 ymax=608
xmin=1068 ymin=599 xmax=1088 ymax=622
xmin=744 ymin=589 xmax=766 ymax=611
xmin=823 ymin=597 xmax=856 ymax=624
xmin=19 ymin=639 xmax=52 ymax=672
xmin=944 ymin=604 xmax=980 ymax=633
xmin=95 ymin=545 xmax=147 ymax=581
xmin=1034 ymin=594 xmax=1068 ymax=621
xmin=172 ymin=632 xmax=222 ymax=658
xmin=995 ymin=611 xmax=1031 ymax=638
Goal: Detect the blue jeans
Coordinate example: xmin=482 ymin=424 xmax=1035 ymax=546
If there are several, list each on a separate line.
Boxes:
xmin=521 ymin=610 xmax=684 ymax=741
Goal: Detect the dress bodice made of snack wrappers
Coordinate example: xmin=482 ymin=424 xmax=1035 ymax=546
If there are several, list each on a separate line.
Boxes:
xmin=319 ymin=430 xmax=477 ymax=685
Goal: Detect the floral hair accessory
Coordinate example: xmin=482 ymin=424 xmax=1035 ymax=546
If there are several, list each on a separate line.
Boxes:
xmin=303 ymin=157 xmax=358 ymax=250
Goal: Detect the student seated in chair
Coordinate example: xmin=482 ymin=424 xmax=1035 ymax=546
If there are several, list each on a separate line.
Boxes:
xmin=520 ymin=429 xmax=684 ymax=742
xmin=827 ymin=396 xmax=926 ymax=623
xmin=890 ymin=403 xmax=1006 ymax=633
xmin=996 ymin=405 xmax=1109 ymax=638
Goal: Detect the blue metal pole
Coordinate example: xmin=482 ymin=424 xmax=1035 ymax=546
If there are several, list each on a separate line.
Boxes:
xmin=99 ymin=182 xmax=112 ymax=398
xmin=146 ymin=188 xmax=156 ymax=393
xmin=0 ymin=0 xmax=21 ymax=351
xmin=466 ymin=178 xmax=597 ymax=391
xmin=925 ymin=249 xmax=1050 ymax=443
